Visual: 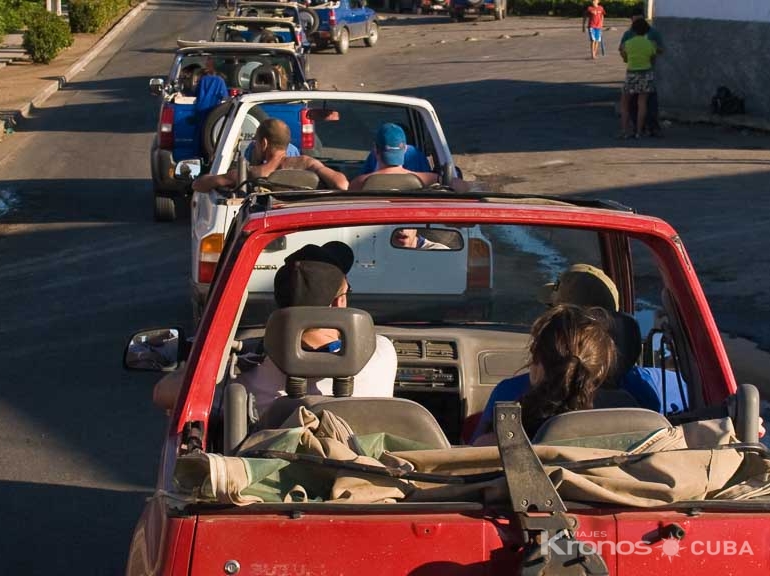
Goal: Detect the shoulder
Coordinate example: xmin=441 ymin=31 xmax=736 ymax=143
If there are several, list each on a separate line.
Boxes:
xmin=491 ymin=373 xmax=531 ymax=401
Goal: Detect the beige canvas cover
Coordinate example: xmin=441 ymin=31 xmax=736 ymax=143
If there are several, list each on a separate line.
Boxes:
xmin=172 ymin=408 xmax=770 ymax=507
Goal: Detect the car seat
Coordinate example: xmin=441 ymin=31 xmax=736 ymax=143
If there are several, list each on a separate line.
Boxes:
xmin=361 ymin=173 xmax=425 ymax=191
xmin=224 ymin=307 xmax=450 ymax=453
xmin=267 ymin=169 xmax=320 ymax=190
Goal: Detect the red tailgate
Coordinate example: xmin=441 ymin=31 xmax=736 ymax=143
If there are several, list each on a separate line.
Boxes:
xmin=190 ymin=512 xmax=523 ymax=575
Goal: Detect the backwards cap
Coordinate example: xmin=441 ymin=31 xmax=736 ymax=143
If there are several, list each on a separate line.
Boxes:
xmin=537 ymin=264 xmax=620 ymax=312
xmin=273 ymin=242 xmax=354 ymax=308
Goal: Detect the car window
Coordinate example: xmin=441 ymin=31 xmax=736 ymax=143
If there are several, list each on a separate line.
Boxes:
xmin=177 ymin=52 xmax=300 ymax=91
xmin=212 ymin=22 xmax=296 ymax=44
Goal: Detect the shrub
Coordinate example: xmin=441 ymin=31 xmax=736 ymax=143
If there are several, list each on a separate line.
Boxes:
xmin=509 ymin=0 xmax=643 ymax=17
xmin=22 ymin=10 xmax=73 ymax=63
xmin=0 ymin=0 xmax=45 ymax=33
xmin=69 ymin=0 xmax=130 ymax=33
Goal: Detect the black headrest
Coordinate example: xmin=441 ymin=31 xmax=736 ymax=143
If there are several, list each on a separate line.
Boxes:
xmin=361 ymin=173 xmax=425 ymax=191
xmin=264 ymin=307 xmax=376 ymax=378
xmin=609 ymin=312 xmax=642 ymax=377
xmin=250 ymin=68 xmax=277 ymax=92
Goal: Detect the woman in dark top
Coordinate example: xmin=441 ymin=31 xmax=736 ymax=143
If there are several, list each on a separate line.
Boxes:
xmin=520 ymin=304 xmax=618 ymax=437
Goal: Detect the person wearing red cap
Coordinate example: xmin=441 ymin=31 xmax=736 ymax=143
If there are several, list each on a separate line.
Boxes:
xmin=239 ymin=242 xmax=397 ymax=413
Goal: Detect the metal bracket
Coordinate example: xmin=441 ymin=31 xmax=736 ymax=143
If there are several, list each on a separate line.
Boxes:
xmin=494 ymin=403 xmax=609 ymax=576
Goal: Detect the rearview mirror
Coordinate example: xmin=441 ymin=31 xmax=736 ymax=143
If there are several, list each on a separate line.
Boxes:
xmin=124 ymin=328 xmax=183 ymax=372
xmin=149 ymin=77 xmax=165 ymax=96
xmin=175 ymin=159 xmax=202 ymax=180
xmin=390 ymin=227 xmax=463 ymax=251
xmin=307 ymin=108 xmax=340 ymax=122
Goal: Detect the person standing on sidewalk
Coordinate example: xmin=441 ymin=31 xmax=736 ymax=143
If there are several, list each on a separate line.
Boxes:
xmin=582 ymin=0 xmax=606 ymax=60
xmin=619 ymin=18 xmax=658 ymax=139
xmin=620 ymin=9 xmax=664 ymax=135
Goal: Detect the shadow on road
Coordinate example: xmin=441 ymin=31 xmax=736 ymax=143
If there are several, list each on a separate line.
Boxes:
xmin=0 ymin=480 xmax=151 ymax=575
xmin=387 ymin=79 xmax=770 ymax=154
xmin=20 ymin=76 xmax=159 ymax=135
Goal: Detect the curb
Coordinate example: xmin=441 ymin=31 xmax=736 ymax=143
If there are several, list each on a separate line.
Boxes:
xmin=12 ymin=1 xmax=148 ymax=123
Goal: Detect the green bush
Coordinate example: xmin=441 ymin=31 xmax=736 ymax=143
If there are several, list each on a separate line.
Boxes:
xmin=22 ymin=9 xmax=73 ymax=63
xmin=68 ymin=0 xmax=129 ymax=33
xmin=509 ymin=0 xmax=643 ymax=17
xmin=0 ymin=0 xmax=45 ymax=33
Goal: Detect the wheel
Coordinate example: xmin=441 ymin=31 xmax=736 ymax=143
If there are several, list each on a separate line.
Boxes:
xmin=154 ymin=194 xmax=176 ymax=222
xmin=364 ymin=22 xmax=378 ymax=47
xmin=202 ymin=101 xmax=231 ymax=162
xmin=334 ymin=28 xmax=349 ymax=54
xmin=299 ymin=7 xmax=320 ymax=35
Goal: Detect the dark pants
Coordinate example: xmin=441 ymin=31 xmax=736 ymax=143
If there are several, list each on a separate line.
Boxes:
xmin=629 ymin=91 xmax=660 ymax=134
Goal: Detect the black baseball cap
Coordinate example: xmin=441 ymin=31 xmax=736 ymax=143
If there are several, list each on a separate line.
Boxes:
xmin=273 ymin=242 xmax=354 ymax=308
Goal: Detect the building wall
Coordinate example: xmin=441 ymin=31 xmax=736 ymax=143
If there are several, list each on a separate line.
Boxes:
xmin=651 ymin=1 xmax=770 ymax=118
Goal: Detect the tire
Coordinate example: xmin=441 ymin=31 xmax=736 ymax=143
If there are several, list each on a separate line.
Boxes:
xmin=299 ymin=8 xmax=320 ymax=35
xmin=154 ymin=194 xmax=176 ymax=222
xmin=334 ymin=28 xmax=349 ymax=54
xmin=202 ymin=101 xmax=231 ymax=162
xmin=364 ymin=22 xmax=378 ymax=47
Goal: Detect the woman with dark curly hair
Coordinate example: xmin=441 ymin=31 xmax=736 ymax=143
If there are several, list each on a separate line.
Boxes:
xmin=519 ymin=304 xmax=618 ymax=437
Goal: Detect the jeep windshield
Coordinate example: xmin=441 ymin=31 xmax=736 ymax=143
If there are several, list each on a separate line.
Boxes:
xmin=174 ymin=49 xmax=303 ymax=91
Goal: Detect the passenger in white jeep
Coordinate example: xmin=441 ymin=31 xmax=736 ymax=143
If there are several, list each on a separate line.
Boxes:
xmin=192 ymin=118 xmax=349 ymax=192
xmin=238 ymin=242 xmax=398 ymax=413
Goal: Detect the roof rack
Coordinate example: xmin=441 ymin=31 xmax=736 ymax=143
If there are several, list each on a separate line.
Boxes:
xmin=244 ymin=187 xmax=635 ymax=214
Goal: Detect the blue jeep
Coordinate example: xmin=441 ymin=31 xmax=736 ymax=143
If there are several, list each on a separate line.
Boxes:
xmin=450 ymin=0 xmax=506 ymax=21
xmin=309 ymin=0 xmax=378 ymax=54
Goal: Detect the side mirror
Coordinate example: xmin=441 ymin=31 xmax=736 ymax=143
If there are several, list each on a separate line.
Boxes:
xmin=306 ymin=78 xmax=318 ymax=90
xmin=175 ymin=159 xmax=202 ymax=180
xmin=124 ymin=328 xmax=185 ymax=372
xmin=149 ymin=77 xmax=165 ymax=96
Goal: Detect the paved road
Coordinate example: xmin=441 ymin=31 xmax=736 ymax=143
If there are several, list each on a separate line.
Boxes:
xmin=0 ymin=6 xmax=769 ymax=574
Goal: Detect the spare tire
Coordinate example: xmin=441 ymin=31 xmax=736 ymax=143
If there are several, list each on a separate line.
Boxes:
xmin=299 ymin=7 xmax=320 ymax=35
xmin=202 ymin=101 xmax=233 ymax=162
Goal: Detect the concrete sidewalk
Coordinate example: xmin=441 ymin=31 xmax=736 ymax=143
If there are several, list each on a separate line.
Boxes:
xmin=0 ymin=2 xmax=146 ymax=135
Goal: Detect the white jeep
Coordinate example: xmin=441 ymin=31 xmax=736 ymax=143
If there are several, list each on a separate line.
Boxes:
xmin=186 ymin=91 xmax=494 ymax=322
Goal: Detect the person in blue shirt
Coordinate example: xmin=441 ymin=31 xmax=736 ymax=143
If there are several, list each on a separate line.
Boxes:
xmin=470 ymin=263 xmax=689 ymax=443
xmin=359 ymin=122 xmax=432 ymax=175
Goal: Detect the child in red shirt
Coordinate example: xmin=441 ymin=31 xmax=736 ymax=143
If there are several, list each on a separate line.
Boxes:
xmin=582 ymin=0 xmax=606 ymax=59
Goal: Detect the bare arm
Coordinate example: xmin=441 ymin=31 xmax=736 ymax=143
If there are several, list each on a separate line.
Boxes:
xmin=307 ymin=158 xmax=349 ymax=190
xmin=192 ymin=168 xmax=237 ymax=192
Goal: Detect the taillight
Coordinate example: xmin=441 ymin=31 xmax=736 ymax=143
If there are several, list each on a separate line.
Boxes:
xmin=328 ymin=9 xmax=336 ymax=26
xmin=300 ymin=108 xmax=315 ymax=150
xmin=295 ymin=31 xmax=302 ymax=45
xmin=467 ymin=238 xmax=491 ymax=290
xmin=198 ymin=233 xmax=224 ymax=284
xmin=229 ymin=88 xmax=241 ymax=97
xmin=158 ymin=104 xmax=174 ymax=150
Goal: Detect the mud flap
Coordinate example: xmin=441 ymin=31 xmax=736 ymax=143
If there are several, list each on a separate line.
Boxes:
xmin=494 ymin=402 xmax=609 ymax=576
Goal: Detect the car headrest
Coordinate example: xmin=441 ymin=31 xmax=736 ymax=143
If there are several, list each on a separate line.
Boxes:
xmin=361 ymin=173 xmax=425 ymax=191
xmin=609 ymin=312 xmax=642 ymax=378
xmin=250 ymin=68 xmax=277 ymax=92
xmin=264 ymin=307 xmax=376 ymax=379
xmin=267 ymin=169 xmax=320 ymax=190
xmin=532 ymin=407 xmax=670 ymax=445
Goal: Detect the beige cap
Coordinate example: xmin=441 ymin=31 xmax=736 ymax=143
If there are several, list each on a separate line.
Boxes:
xmin=537 ymin=264 xmax=620 ymax=312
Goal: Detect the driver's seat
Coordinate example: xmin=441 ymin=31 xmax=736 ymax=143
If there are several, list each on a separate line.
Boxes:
xmin=267 ymin=169 xmax=320 ymax=189
xmin=361 ymin=173 xmax=424 ymax=191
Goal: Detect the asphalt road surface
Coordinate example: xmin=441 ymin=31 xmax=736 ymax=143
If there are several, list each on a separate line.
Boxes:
xmin=0 ymin=4 xmax=769 ymax=574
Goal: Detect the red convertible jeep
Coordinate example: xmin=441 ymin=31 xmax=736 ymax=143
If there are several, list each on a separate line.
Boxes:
xmin=124 ymin=188 xmax=770 ymax=575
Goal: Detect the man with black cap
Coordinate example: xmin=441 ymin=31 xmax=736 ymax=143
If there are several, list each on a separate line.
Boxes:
xmin=239 ymin=241 xmax=397 ymax=413
xmin=348 ymin=123 xmax=469 ymax=192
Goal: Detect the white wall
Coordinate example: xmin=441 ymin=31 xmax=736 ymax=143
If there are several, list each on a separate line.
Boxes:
xmin=653 ymin=0 xmax=770 ymax=23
